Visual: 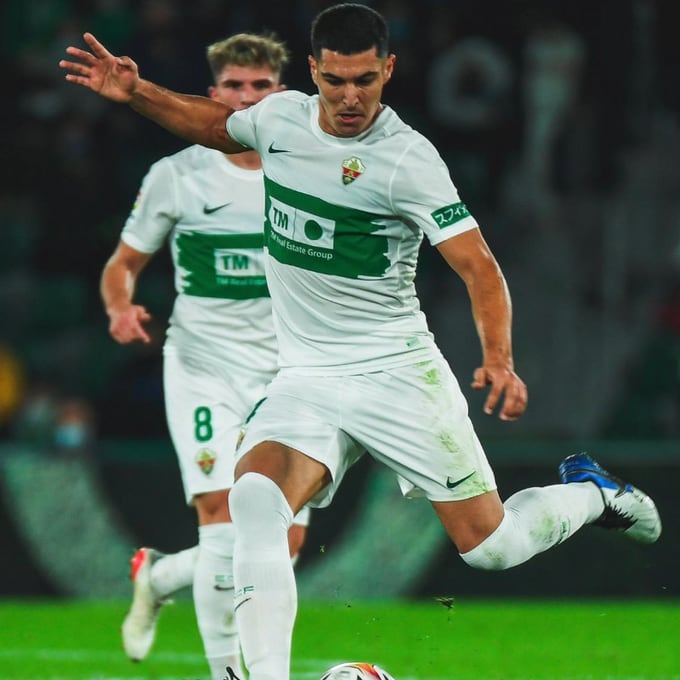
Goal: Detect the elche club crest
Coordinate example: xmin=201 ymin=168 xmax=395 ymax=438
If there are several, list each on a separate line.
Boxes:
xmin=342 ymin=157 xmax=366 ymax=185
xmin=195 ymin=448 xmax=217 ymax=475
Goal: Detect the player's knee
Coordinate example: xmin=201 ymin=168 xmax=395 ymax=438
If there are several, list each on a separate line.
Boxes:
xmin=460 ymin=546 xmax=516 ymax=571
xmin=229 ymin=472 xmax=293 ymax=541
xmin=458 ymin=512 xmax=518 ymax=571
xmin=287 ymin=524 xmax=306 ymax=558
xmin=462 ymin=554 xmax=516 ymax=571
xmin=194 ymin=489 xmax=230 ymax=524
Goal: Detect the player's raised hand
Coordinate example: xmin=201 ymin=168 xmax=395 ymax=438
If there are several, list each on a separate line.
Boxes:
xmin=59 ymin=32 xmax=139 ymax=103
xmin=107 ymin=305 xmax=153 ymax=345
xmin=471 ymin=364 xmax=527 ymax=421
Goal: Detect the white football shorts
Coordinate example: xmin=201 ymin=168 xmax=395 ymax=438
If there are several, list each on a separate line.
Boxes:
xmin=164 ymin=345 xmax=275 ymax=505
xmin=236 ymin=351 xmax=497 ymax=507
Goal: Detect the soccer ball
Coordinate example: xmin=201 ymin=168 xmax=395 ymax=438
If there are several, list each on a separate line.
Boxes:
xmin=320 ymin=662 xmax=396 ymax=680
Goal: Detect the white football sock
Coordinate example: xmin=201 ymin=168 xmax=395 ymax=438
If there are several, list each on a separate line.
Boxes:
xmin=150 ymin=545 xmax=197 ymax=598
xmin=461 ymin=482 xmax=603 ymax=570
xmin=194 ymin=522 xmax=243 ymax=680
xmin=230 ymin=473 xmax=295 ymax=680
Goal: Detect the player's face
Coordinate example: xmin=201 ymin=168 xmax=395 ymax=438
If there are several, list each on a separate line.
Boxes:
xmin=309 ymin=47 xmax=395 ymax=137
xmin=209 ymin=64 xmax=283 ymax=110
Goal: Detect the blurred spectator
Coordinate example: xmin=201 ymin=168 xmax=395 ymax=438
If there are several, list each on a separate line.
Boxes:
xmin=52 ymin=396 xmax=97 ymax=456
xmin=10 ymin=382 xmax=97 ymax=455
xmin=520 ymin=15 xmax=586 ymax=217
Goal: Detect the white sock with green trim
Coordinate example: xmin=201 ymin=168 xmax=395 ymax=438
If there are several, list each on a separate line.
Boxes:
xmin=230 ymin=473 xmax=296 ymax=680
xmin=195 ymin=522 xmax=243 ymax=680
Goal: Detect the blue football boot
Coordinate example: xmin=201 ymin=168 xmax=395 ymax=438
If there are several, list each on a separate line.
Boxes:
xmin=559 ymin=453 xmax=661 ymax=543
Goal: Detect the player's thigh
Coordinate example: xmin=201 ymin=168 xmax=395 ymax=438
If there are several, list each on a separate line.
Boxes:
xmin=164 ymin=350 xmax=258 ymax=504
xmin=431 ymin=489 xmax=504 ymax=553
xmin=236 ymin=372 xmax=365 ymax=508
xmin=236 ymin=439 xmax=331 ymax=513
xmin=347 ymin=355 xmax=497 ymax=502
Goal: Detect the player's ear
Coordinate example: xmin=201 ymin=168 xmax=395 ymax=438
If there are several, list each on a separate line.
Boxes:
xmin=383 ymin=54 xmax=396 ymax=83
xmin=277 ymin=83 xmax=286 ymax=92
xmin=207 ymin=85 xmax=218 ymax=100
xmin=308 ymin=55 xmax=318 ymax=85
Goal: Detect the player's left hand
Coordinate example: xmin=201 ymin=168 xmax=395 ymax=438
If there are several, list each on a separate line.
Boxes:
xmin=471 ymin=365 xmax=527 ymax=421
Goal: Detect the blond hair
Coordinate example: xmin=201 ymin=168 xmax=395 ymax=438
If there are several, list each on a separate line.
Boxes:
xmin=206 ymin=33 xmax=290 ymax=81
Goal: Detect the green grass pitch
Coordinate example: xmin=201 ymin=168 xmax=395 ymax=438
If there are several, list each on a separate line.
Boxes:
xmin=0 ymin=598 xmax=678 ymax=680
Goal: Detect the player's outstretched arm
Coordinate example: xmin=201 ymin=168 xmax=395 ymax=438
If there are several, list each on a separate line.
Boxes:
xmin=60 ymin=33 xmax=247 ymax=154
xmin=437 ymin=228 xmax=528 ymax=421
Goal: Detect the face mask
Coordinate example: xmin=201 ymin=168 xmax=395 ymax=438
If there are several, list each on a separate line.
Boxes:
xmin=54 ymin=424 xmax=89 ymax=449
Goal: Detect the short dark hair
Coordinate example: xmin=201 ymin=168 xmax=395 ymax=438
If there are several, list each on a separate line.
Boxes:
xmin=310 ymin=3 xmax=389 ymax=59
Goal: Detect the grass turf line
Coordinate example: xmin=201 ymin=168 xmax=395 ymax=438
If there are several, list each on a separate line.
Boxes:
xmin=0 ymin=599 xmax=678 ymax=680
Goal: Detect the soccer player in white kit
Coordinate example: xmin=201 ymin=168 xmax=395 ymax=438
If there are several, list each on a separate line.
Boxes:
xmin=99 ymin=33 xmax=309 ymax=680
xmin=62 ymin=6 xmax=662 ymax=680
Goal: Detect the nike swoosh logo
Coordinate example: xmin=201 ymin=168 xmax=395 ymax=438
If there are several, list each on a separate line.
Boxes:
xmin=234 ymin=597 xmax=251 ymax=612
xmin=203 ymin=203 xmax=229 ymax=214
xmin=225 ymin=666 xmax=243 ymax=680
xmin=446 ymin=472 xmax=476 ymax=489
xmin=268 ymin=142 xmax=290 ymax=154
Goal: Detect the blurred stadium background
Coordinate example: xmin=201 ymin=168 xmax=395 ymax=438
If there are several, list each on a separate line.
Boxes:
xmin=0 ymin=0 xmax=678 ymax=603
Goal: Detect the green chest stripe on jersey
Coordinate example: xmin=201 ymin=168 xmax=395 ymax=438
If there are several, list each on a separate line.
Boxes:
xmin=431 ymin=201 xmax=470 ymax=228
xmin=176 ymin=231 xmax=269 ymax=299
xmin=263 ymin=176 xmax=390 ymax=279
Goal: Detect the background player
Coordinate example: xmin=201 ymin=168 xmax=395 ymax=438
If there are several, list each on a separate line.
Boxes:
xmin=99 ymin=32 xmax=309 ymax=680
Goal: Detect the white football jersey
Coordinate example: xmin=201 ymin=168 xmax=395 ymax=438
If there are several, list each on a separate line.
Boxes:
xmin=227 ymin=91 xmax=478 ymax=375
xmin=121 ymin=145 xmax=276 ymax=370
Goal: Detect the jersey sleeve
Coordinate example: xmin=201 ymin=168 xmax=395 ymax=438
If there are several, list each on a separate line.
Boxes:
xmin=226 ymin=107 xmax=258 ymax=153
xmin=120 ymin=158 xmax=179 ymax=254
xmin=389 ymin=136 xmax=479 ymax=246
xmin=226 ymin=91 xmax=297 ymax=154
